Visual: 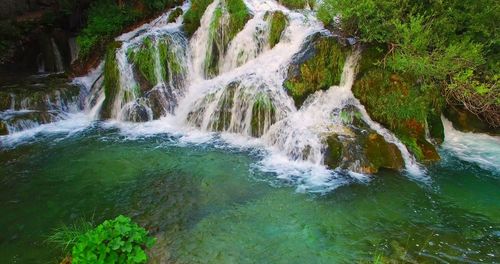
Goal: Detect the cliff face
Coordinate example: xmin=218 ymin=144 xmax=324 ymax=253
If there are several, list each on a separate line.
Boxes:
xmin=0 ymin=0 xmax=92 ymax=73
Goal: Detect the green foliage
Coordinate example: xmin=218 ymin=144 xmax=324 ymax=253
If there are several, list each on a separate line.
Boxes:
xmin=77 ymin=0 xmax=141 ymax=59
xmin=47 ymin=218 xmax=95 ymax=253
xmin=71 ymin=215 xmax=156 ymax=264
xmin=318 ymin=0 xmax=500 ymax=127
xmin=183 ymin=0 xmax=215 ymax=36
xmin=268 ymin=11 xmax=288 ymax=48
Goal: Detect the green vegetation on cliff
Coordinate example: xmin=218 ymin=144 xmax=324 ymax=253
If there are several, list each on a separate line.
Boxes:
xmin=285 ymin=35 xmax=349 ymax=107
xmin=318 ymin=0 xmax=499 ymax=128
xmin=77 ymin=0 xmax=182 ymax=60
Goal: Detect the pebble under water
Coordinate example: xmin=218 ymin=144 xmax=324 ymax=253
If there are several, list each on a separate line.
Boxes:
xmin=0 ymin=124 xmax=499 ymax=263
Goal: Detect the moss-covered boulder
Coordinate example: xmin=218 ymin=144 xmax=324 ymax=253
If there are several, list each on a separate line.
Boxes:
xmin=284 ymin=33 xmax=349 ymax=108
xmin=267 ymin=11 xmax=288 ymax=48
xmin=251 ymin=93 xmax=277 ymax=137
xmin=323 ymin=106 xmax=404 ymax=173
xmin=444 ymin=105 xmax=500 ymax=135
xmin=352 ymin=46 xmax=442 ymax=162
xmin=365 ymin=133 xmax=404 ymax=172
xmin=278 ymin=0 xmax=315 ymax=9
xmin=183 ymin=0 xmax=215 ymax=37
xmin=211 ymin=81 xmax=237 ymax=131
xmin=204 ymin=0 xmax=252 ymax=77
xmin=324 ymin=134 xmax=343 ymax=168
xmin=168 ymin=7 xmax=184 ymax=23
xmin=101 ymin=41 xmax=122 ymax=119
xmin=128 ymin=37 xmax=163 ymax=90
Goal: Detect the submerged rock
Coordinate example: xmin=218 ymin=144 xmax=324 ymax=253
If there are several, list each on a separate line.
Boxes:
xmin=284 ymin=33 xmax=349 ymax=108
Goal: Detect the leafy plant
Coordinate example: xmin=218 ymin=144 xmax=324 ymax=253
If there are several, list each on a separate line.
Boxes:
xmin=71 ymin=215 xmax=156 ymax=264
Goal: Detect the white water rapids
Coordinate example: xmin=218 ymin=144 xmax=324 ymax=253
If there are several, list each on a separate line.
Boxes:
xmin=2 ymin=0 xmax=498 ymax=192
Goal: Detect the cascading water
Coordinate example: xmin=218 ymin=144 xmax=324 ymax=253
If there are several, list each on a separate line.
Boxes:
xmin=442 ymin=117 xmax=500 ymax=172
xmin=6 ymin=0 xmax=489 ymax=190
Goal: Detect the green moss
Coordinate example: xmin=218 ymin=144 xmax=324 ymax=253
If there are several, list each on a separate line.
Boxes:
xmin=268 ymin=11 xmax=288 ymax=48
xmin=101 ymin=42 xmax=122 ymax=119
xmin=251 ymin=93 xmax=276 ymax=137
xmin=128 ymin=37 xmax=163 ymax=87
xmin=324 ymin=134 xmax=343 ymax=169
xmin=285 ymin=36 xmax=348 ymax=107
xmin=168 ymin=7 xmax=184 ymax=23
xmin=211 ymin=82 xmax=237 ymax=131
xmin=203 ymin=0 xmax=251 ymax=77
xmin=183 ymin=0 xmax=215 ymax=37
xmin=427 ymin=110 xmax=444 ymax=144
xmin=278 ymin=0 xmax=315 ymax=9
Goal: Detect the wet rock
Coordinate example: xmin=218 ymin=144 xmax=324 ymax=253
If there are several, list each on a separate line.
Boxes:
xmin=444 ymin=105 xmax=500 ymax=135
xmin=324 ymin=134 xmax=343 ymax=168
xmin=0 ymin=121 xmax=7 ymax=135
xmin=167 ymin=7 xmax=183 ymax=23
xmin=266 ymin=11 xmax=288 ymax=48
xmin=123 ymin=101 xmax=151 ymax=122
xmin=101 ymin=41 xmax=122 ymax=119
xmin=284 ymin=33 xmax=349 ymax=108
xmin=251 ymin=92 xmax=276 ymax=137
xmin=323 ymin=106 xmax=404 ymax=173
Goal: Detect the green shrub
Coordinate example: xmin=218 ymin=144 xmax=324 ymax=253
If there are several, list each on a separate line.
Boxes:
xmin=71 ymin=215 xmax=156 ymax=264
xmin=77 ymin=1 xmax=141 ymax=59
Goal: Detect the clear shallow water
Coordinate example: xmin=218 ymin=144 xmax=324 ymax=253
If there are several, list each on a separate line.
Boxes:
xmin=0 ymin=125 xmax=499 ymax=264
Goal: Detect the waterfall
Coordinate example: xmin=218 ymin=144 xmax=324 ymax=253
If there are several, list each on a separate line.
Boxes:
xmin=51 ymin=38 xmax=65 ymax=72
xmin=442 ymin=117 xmax=500 ymax=172
xmin=3 ymin=0 xmax=437 ymax=188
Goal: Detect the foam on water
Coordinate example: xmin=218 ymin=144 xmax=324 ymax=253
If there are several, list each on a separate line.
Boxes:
xmin=442 ymin=117 xmax=500 ymax=172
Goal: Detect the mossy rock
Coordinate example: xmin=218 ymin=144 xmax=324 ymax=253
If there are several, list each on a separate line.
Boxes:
xmin=204 ymin=0 xmax=252 ymax=77
xmin=101 ymin=41 xmax=122 ymax=119
xmin=251 ymin=93 xmax=277 ymax=137
xmin=352 ymin=46 xmax=441 ymax=162
xmin=444 ymin=105 xmax=500 ymax=135
xmin=365 ymin=133 xmax=404 ymax=171
xmin=267 ymin=11 xmax=288 ymax=48
xmin=324 ymin=134 xmax=343 ymax=168
xmin=168 ymin=7 xmax=183 ymax=23
xmin=183 ymin=0 xmax=215 ymax=37
xmin=278 ymin=0 xmax=315 ymax=9
xmin=211 ymin=82 xmax=238 ymax=131
xmin=128 ymin=37 xmax=164 ymax=89
xmin=427 ymin=110 xmax=444 ymax=144
xmin=284 ymin=33 xmax=349 ymax=108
